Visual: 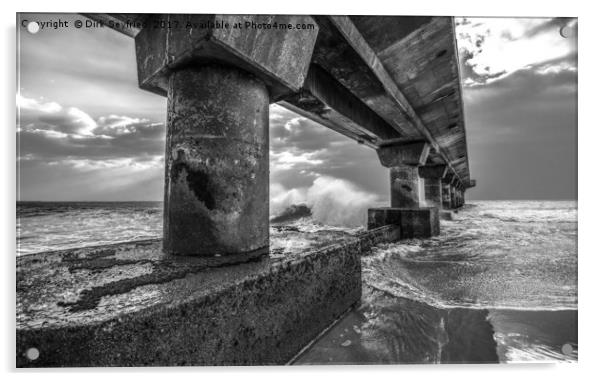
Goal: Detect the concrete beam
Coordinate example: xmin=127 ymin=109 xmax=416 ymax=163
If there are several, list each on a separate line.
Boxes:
xmin=324 ymin=16 xmax=467 ymax=186
xmin=81 ymin=13 xmax=475 ymax=191
xmin=418 ymin=164 xmax=448 ymax=179
xmin=135 ymin=14 xmax=319 ymax=100
xmin=377 ymin=141 xmax=430 ymax=168
xmin=279 ymin=64 xmax=401 ymax=147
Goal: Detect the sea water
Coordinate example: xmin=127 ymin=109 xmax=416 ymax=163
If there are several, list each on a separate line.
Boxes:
xmin=16 ymin=200 xmax=577 ymax=363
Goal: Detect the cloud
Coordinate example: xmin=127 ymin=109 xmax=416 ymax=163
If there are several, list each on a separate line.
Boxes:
xmin=17 ymin=95 xmax=97 ymax=136
xmin=17 ymin=95 xmax=167 ymax=201
xmin=17 ymin=95 xmax=166 ymax=163
xmin=456 ymin=17 xmax=577 ymax=86
xmin=462 ymin=48 xmax=577 ymax=200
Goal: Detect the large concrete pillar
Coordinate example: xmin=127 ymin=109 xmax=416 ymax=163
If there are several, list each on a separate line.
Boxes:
xmin=418 ymin=165 xmax=448 ymax=208
xmin=376 ymin=141 xmax=430 ymax=208
xmin=135 ymin=14 xmax=318 ymax=259
xmin=163 ymin=66 xmax=269 ymax=256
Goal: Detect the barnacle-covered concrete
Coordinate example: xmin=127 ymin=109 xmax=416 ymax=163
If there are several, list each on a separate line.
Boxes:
xmin=16 ymin=225 xmax=400 ymax=367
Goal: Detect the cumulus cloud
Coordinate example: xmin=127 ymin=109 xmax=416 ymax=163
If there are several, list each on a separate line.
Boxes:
xmin=17 ymin=95 xmax=165 ymax=163
xmin=17 ymin=95 xmax=166 ymax=200
xmin=17 ymin=95 xmax=97 ymax=137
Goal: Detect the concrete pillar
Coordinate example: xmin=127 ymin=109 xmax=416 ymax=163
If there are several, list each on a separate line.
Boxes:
xmin=134 ymin=14 xmax=319 ymax=260
xmin=452 ymin=185 xmax=461 ymax=209
xmin=390 ymin=165 xmax=422 ymax=208
xmin=442 ymin=183 xmax=451 ymax=209
xmin=372 ymin=141 xmax=440 ymax=238
xmin=418 ymin=165 xmax=448 ymax=208
xmin=376 ymin=141 xmax=430 ymax=208
xmin=164 ymin=65 xmax=269 ymax=256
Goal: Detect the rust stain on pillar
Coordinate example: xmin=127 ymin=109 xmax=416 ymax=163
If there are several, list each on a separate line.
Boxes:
xmin=164 ymin=65 xmax=269 ymax=256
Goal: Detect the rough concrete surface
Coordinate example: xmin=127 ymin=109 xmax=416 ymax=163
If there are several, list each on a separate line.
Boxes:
xmin=16 ymin=225 xmax=399 ymax=367
xmin=164 ymin=65 xmax=269 ymax=257
xmin=368 ymin=207 xmax=439 ymax=238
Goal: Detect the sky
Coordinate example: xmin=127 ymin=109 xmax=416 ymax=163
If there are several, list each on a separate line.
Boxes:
xmin=17 ymin=15 xmax=577 ymax=209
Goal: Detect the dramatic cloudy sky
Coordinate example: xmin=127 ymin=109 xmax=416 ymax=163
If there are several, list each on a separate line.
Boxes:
xmin=17 ymin=15 xmax=577 ymax=209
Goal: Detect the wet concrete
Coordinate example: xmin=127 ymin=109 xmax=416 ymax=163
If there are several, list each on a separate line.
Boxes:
xmin=16 ymin=225 xmax=400 ymax=367
xmin=368 ymin=207 xmax=440 ymax=238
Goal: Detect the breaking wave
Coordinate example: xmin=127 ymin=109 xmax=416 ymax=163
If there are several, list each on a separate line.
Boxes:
xmin=270 ymin=176 xmax=384 ymax=228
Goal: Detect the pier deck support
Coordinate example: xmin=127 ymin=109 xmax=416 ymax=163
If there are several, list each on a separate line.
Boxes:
xmin=373 ymin=141 xmax=440 ymax=237
xmin=442 ymin=182 xmax=451 ymax=209
xmin=134 ymin=14 xmax=318 ymax=259
xmin=419 ymin=165 xmax=448 ymax=208
xmin=163 ymin=66 xmax=270 ymax=256
xmin=376 ymin=141 xmax=430 ymax=208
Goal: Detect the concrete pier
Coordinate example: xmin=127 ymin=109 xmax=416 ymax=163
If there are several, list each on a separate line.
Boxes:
xmin=134 ymin=14 xmax=318 ymax=259
xmin=442 ymin=182 xmax=452 ymax=209
xmin=163 ymin=66 xmax=269 ymax=257
xmin=17 ymin=14 xmax=479 ymax=367
xmin=419 ymin=165 xmax=448 ymax=208
xmin=376 ymin=141 xmax=430 ymax=208
xmin=372 ymin=141 xmax=441 ymax=237
xmin=16 ymin=226 xmax=400 ymax=367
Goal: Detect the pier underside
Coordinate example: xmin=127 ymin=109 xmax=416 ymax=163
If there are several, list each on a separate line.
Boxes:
xmin=16 ymin=13 xmax=476 ymax=367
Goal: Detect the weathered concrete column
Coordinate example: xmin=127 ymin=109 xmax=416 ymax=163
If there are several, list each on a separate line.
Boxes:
xmin=163 ymin=66 xmax=269 ymax=256
xmin=389 ymin=165 xmax=422 ymax=208
xmin=418 ymin=165 xmax=448 ymax=208
xmin=442 ymin=183 xmax=451 ymax=209
xmin=135 ymin=14 xmax=318 ymax=258
xmin=448 ymin=183 xmax=455 ymax=209
xmin=376 ymin=141 xmax=430 ymax=208
xmin=372 ymin=141 xmax=440 ymax=237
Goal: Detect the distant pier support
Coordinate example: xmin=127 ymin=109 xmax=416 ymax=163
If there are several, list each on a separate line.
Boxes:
xmin=134 ymin=14 xmax=318 ymax=258
xmin=376 ymin=141 xmax=430 ymax=208
xmin=371 ymin=141 xmax=439 ymax=237
xmin=419 ymin=165 xmax=448 ymax=208
xmin=442 ymin=182 xmax=452 ymax=209
xmin=454 ymin=184 xmax=460 ymax=209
